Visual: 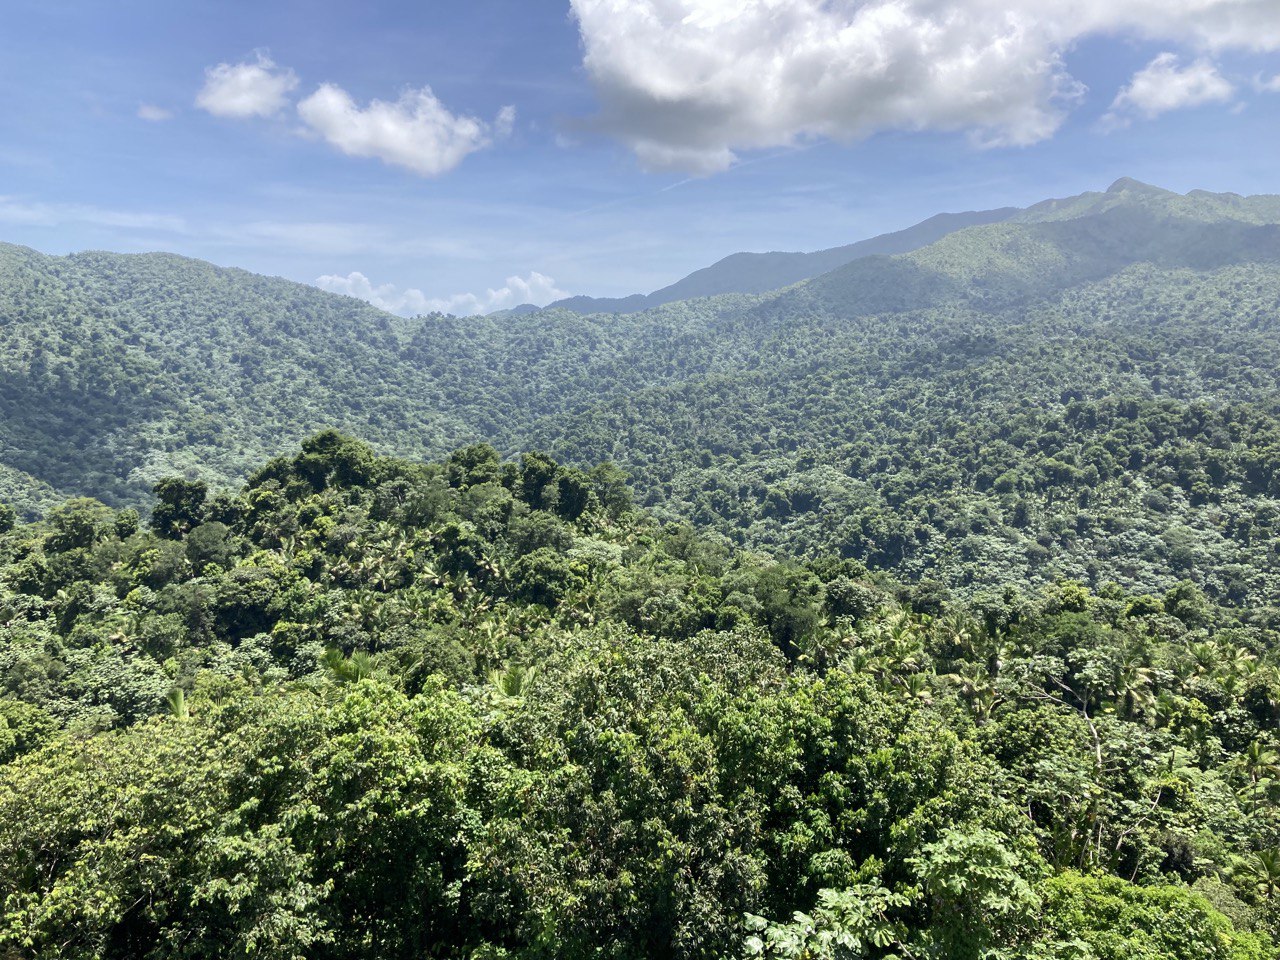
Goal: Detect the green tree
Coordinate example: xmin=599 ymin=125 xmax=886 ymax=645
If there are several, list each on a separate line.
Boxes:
xmin=150 ymin=477 xmax=208 ymax=538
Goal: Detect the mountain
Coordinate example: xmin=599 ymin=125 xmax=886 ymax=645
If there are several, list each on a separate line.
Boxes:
xmin=3 ymin=179 xmax=1280 ymax=608
xmin=547 ymin=206 xmax=1019 ymax=313
xmin=0 ymin=242 xmax=467 ymax=515
xmin=5 ymin=183 xmax=1280 ymax=954
xmin=780 ymin=177 xmax=1280 ymax=317
xmin=490 ymin=302 xmax=542 ymax=317
xmin=549 ymin=173 xmax=1280 ymax=316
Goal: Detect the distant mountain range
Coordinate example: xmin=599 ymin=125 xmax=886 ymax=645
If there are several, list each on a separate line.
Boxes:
xmin=4 ymin=177 xmax=1280 ymax=601
xmin=544 ymin=206 xmax=1020 ymax=314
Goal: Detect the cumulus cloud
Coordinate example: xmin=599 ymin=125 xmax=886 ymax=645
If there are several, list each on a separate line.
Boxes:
xmin=431 ymin=271 xmax=569 ymax=315
xmin=297 ymin=85 xmax=515 ymax=177
xmin=568 ymin=0 xmax=1280 ymax=172
xmin=314 ymin=271 xmax=432 ymax=315
xmin=1104 ymin=53 xmax=1235 ymax=126
xmin=137 ymin=103 xmax=173 ymax=122
xmin=314 ymin=270 xmax=568 ymax=316
xmin=196 ymin=52 xmax=298 ymax=118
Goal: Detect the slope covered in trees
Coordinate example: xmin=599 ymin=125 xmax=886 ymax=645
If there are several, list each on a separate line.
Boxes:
xmin=2 ymin=179 xmax=1280 ymax=612
xmin=547 ymin=205 xmax=1019 ymax=314
xmin=0 ymin=243 xmax=466 ymax=515
xmin=1 ymin=435 xmax=1278 ymax=959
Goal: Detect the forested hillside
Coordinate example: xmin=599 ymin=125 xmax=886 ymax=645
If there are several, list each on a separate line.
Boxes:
xmin=547 ymin=205 xmax=1018 ymax=314
xmin=0 ymin=243 xmax=464 ymax=514
xmin=3 ymin=179 xmax=1280 ymax=611
xmin=2 ymin=434 xmax=1278 ymax=958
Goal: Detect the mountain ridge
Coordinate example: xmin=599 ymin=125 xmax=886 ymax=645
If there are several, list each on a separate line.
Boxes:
xmin=546 ymin=206 xmax=1020 ymax=314
xmin=4 ymin=179 xmax=1280 ymax=604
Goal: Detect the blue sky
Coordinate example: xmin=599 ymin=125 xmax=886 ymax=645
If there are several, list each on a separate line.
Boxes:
xmin=2 ymin=0 xmax=1279 ymax=313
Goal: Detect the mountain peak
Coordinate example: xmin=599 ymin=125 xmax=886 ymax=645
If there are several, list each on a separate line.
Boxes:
xmin=1106 ymin=177 xmax=1174 ymax=197
xmin=548 ymin=206 xmax=1019 ymax=314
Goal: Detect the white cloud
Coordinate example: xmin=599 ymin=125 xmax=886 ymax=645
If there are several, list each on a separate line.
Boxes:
xmin=314 ymin=271 xmax=432 ymax=314
xmin=137 ymin=103 xmax=173 ymax=122
xmin=0 ymin=196 xmax=187 ymax=232
xmin=297 ymin=84 xmax=514 ymax=177
xmin=196 ymin=52 xmax=298 ymax=118
xmin=431 ymin=271 xmax=569 ymax=315
xmin=1104 ymin=53 xmax=1235 ymax=127
xmin=494 ymin=105 xmax=517 ymax=138
xmin=315 ymin=270 xmax=568 ymax=316
xmin=1257 ymin=73 xmax=1280 ymax=92
xmin=568 ymin=0 xmax=1280 ymax=173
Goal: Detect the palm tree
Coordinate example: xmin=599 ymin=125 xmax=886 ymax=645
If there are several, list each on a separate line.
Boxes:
xmin=862 ymin=612 xmax=925 ymax=674
xmin=1233 ymin=740 xmax=1280 ymax=811
xmin=1184 ymin=641 xmax=1218 ymax=681
xmin=934 ymin=611 xmax=978 ymax=659
xmin=798 ymin=630 xmax=856 ymax=673
xmin=346 ymin=591 xmax=394 ymax=633
xmin=946 ymin=661 xmax=1000 ymax=725
xmin=348 ymin=650 xmax=377 ymax=681
xmin=1222 ymin=643 xmax=1259 ymax=680
xmin=456 ymin=588 xmax=494 ymax=628
xmin=1236 ymin=849 xmax=1280 ymax=900
xmin=165 ymin=687 xmax=189 ymax=721
xmin=323 ymin=648 xmax=377 ymax=684
xmin=898 ymin=672 xmax=934 ymax=705
xmin=840 ymin=646 xmax=881 ymax=678
xmin=1109 ymin=654 xmax=1157 ymax=721
xmin=1151 ymin=690 xmax=1185 ymax=732
xmin=489 ymin=663 xmax=537 ymax=699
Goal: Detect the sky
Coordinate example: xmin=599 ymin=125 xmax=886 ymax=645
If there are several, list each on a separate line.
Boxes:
xmin=2 ymin=0 xmax=1279 ymax=315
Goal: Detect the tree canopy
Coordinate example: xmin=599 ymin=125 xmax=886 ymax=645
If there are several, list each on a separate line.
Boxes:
xmin=3 ymin=184 xmax=1280 ymax=611
xmin=0 ymin=436 xmax=1276 ymax=958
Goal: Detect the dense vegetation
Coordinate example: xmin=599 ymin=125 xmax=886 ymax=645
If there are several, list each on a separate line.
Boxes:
xmin=0 ymin=244 xmax=454 ymax=514
xmin=2 ymin=433 xmax=1278 ymax=959
xmin=5 ymin=180 xmax=1280 ymax=611
xmin=4 ymin=181 xmax=1280 ymax=954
